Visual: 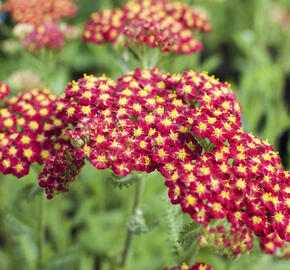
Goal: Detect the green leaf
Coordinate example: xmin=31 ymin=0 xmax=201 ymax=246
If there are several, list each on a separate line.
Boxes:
xmin=199 ymin=54 xmax=222 ymax=73
xmin=42 ymin=249 xmax=80 ymax=270
xmin=161 ymin=196 xmax=184 ymax=262
xmin=126 ymin=212 xmax=149 ymax=235
xmin=179 ymin=221 xmax=201 ymax=246
xmin=23 ymin=184 xmax=43 ymax=201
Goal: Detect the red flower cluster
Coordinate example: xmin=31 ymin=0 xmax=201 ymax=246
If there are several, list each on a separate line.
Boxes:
xmin=164 ymin=262 xmax=212 ymax=270
xmin=166 ymin=128 xmax=289 ymax=242
xmin=0 ymin=88 xmax=66 ymax=178
xmin=123 ymin=19 xmax=202 ymax=54
xmin=3 ymin=0 xmax=78 ymax=24
xmin=83 ymin=0 xmax=210 ymax=54
xmin=37 ymin=68 xmax=289 ymax=249
xmin=38 ymin=141 xmax=85 ymax=199
xmin=0 ymin=82 xmax=10 ymax=101
xmin=199 ymin=225 xmax=253 ymax=259
xmin=21 ymin=23 xmax=65 ymax=50
xmin=83 ymin=9 xmax=124 ymax=44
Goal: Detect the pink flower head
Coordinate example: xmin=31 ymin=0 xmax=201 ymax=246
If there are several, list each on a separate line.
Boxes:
xmin=3 ymin=0 xmax=79 ymax=24
xmin=0 ymin=88 xmax=66 ymax=178
xmin=37 ymin=67 xmax=289 ymax=248
xmin=21 ymin=23 xmax=65 ymax=50
xmin=83 ymin=0 xmax=210 ymax=54
xmin=123 ymin=18 xmax=202 ymax=54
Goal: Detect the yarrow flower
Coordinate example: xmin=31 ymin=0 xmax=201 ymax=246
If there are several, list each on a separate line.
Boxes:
xmin=0 ymin=87 xmax=66 ymax=178
xmin=164 ymin=262 xmax=213 ymax=270
xmin=83 ymin=0 xmax=211 ymax=54
xmin=40 ymin=67 xmax=289 ymax=253
xmin=123 ymin=19 xmax=203 ymax=54
xmin=38 ymin=141 xmax=85 ymax=199
xmin=166 ymin=128 xmax=289 ymax=243
xmin=13 ymin=22 xmax=80 ymax=51
xmin=6 ymin=1 xmax=80 ymax=51
xmin=20 ymin=23 xmax=65 ymax=50
xmin=3 ymin=0 xmax=287 ymax=263
xmin=3 ymin=0 xmax=79 ymax=24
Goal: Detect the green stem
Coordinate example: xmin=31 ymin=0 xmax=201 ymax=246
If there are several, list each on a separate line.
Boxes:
xmin=120 ymin=178 xmax=144 ymax=268
xmin=142 ymin=55 xmax=149 ymax=70
xmin=184 ymin=241 xmax=200 ymax=265
xmin=255 ymin=0 xmax=267 ymax=49
xmin=272 ymin=28 xmax=290 ymax=144
xmin=128 ymin=43 xmax=161 ymax=70
xmin=42 ymin=49 xmax=57 ymax=90
xmin=132 ymin=45 xmax=148 ymax=70
xmin=277 ymin=30 xmax=290 ymax=108
xmin=37 ymin=193 xmax=46 ymax=269
xmin=225 ymin=259 xmax=232 ymax=270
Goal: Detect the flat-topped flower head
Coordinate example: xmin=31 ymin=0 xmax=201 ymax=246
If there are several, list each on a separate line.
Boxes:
xmin=0 ymin=87 xmax=65 ymax=178
xmin=6 ymin=0 xmax=79 ymax=51
xmin=39 ymin=140 xmax=85 ymax=199
xmin=122 ymin=0 xmax=211 ymax=33
xmin=35 ymin=67 xmax=289 ymax=247
xmin=83 ymin=0 xmax=210 ymax=55
xmin=3 ymin=0 xmax=78 ymax=24
xmin=50 ymin=68 xmax=205 ymax=196
xmin=165 ymin=128 xmax=289 ymax=244
xmin=20 ymin=23 xmax=65 ymax=50
xmin=123 ymin=18 xmax=202 ymax=54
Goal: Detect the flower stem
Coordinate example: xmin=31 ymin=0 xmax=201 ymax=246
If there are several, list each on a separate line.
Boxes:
xmin=184 ymin=240 xmax=200 ymax=265
xmin=120 ymin=178 xmax=144 ymax=268
xmin=225 ymin=259 xmax=232 ymax=270
xmin=37 ymin=193 xmax=46 ymax=269
xmin=277 ymin=30 xmax=290 ymax=109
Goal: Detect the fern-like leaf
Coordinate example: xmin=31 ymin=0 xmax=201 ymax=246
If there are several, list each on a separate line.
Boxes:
xmin=179 ymin=221 xmax=201 ymax=246
xmin=161 ymin=196 xmax=184 ymax=261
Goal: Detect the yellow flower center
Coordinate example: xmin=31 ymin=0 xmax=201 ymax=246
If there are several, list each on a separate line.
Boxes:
xmin=81 ymin=106 xmax=91 ymax=115
xmin=186 ymin=195 xmax=196 ymax=206
xmin=274 ymin=212 xmax=284 ymax=223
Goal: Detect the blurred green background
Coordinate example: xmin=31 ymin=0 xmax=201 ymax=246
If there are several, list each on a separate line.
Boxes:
xmin=0 ymin=0 xmax=289 ymax=269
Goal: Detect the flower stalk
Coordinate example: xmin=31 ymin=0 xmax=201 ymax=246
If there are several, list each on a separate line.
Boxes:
xmin=120 ymin=176 xmax=145 ymax=268
xmin=184 ymin=240 xmax=200 ymax=265
xmin=37 ymin=193 xmax=46 ymax=269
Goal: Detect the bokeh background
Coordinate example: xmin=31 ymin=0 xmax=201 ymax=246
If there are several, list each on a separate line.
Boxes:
xmin=0 ymin=0 xmax=289 ymax=269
